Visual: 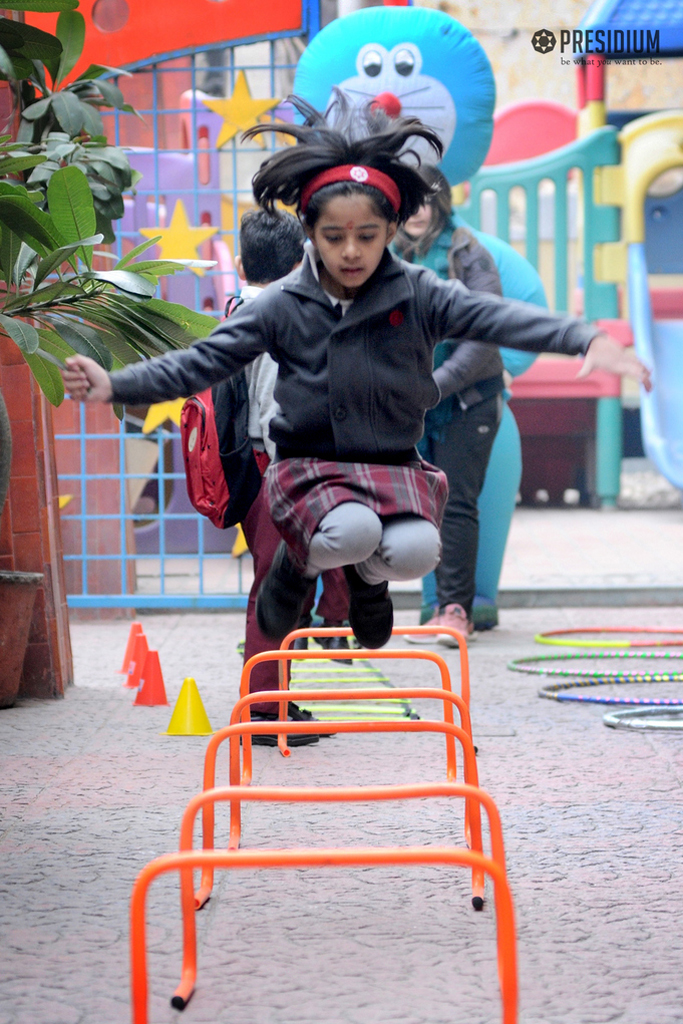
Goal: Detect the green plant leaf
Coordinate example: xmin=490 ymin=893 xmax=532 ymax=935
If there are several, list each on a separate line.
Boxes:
xmin=14 ymin=241 xmax=38 ymax=286
xmin=0 ymin=221 xmax=21 ymax=289
xmin=93 ymin=146 xmax=131 ymax=173
xmin=75 ymin=62 xmax=131 ymax=81
xmin=37 ymin=326 xmax=73 ymax=358
xmin=22 ymin=348 xmax=64 ymax=405
xmin=0 ymin=180 xmax=29 ymax=197
xmin=79 ymin=101 xmax=104 ymax=137
xmin=123 ymin=259 xmax=214 ymax=276
xmin=33 ymin=232 xmax=103 ymax=288
xmin=10 ymin=54 xmax=34 ymax=79
xmin=91 ymin=191 xmax=123 ymax=220
xmin=0 ymin=153 xmax=47 ymax=176
xmin=88 ymin=77 xmax=126 ymax=110
xmin=51 ymin=90 xmax=84 ymax=136
xmin=11 ymin=21 xmax=63 ymax=62
xmin=111 ymin=298 xmax=196 ymax=348
xmin=54 ymin=308 xmax=141 ymax=365
xmin=5 ymin=278 xmax=78 ymax=310
xmin=30 ymin=57 xmax=48 ymax=94
xmin=80 ymin=269 xmax=157 ymax=297
xmin=26 ymin=158 xmax=61 ymax=186
xmin=1 ymin=1 xmax=78 ymax=9
xmin=145 ymin=298 xmax=217 ymax=338
xmin=116 ymin=236 xmax=161 ymax=268
xmin=0 ymin=43 xmax=15 ymax=79
xmin=50 ymin=315 xmax=113 ymax=369
xmin=22 ymin=95 xmax=53 ymax=121
xmin=46 ymin=165 xmax=96 ymax=267
xmin=0 ymin=195 xmax=64 ymax=256
xmin=93 ymin=209 xmax=115 ymax=244
xmin=0 ymin=311 xmax=39 ymax=353
xmin=0 ymin=21 xmax=23 ymax=49
xmin=78 ymin=296 xmax=169 ymax=354
xmin=55 ymin=9 xmax=84 ymax=85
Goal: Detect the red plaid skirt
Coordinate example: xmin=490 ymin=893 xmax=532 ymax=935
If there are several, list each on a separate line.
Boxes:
xmin=266 ymin=456 xmax=448 ymax=569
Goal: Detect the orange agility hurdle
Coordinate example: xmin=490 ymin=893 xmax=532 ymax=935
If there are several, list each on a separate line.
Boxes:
xmin=194 ymin=702 xmax=481 ymax=910
xmin=240 ymin=646 xmax=467 ymax=762
xmin=280 ymin=624 xmax=471 ymax=703
xmin=130 ymin=791 xmax=517 ymax=1024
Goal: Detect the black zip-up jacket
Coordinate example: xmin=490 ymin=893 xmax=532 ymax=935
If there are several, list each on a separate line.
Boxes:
xmin=110 ymin=249 xmax=598 ymax=462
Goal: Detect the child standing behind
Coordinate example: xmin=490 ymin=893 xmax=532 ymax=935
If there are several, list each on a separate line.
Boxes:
xmin=62 ymin=93 xmax=650 ymax=659
xmin=234 ymin=209 xmax=349 ymax=744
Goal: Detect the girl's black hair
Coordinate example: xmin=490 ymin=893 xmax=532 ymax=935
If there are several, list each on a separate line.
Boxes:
xmin=394 ymin=165 xmax=453 ymax=260
xmin=243 ymin=90 xmax=444 ymax=226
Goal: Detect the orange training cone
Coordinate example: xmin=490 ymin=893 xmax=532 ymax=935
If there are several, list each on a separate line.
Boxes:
xmin=125 ymin=632 xmax=149 ymax=689
xmin=163 ymin=677 xmax=213 ymax=735
xmin=134 ymin=649 xmax=169 ymax=706
xmin=119 ymin=621 xmax=144 ymax=674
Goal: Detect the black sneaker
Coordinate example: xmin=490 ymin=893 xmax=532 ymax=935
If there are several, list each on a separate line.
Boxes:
xmin=256 ymin=541 xmax=316 ymax=642
xmin=250 ymin=701 xmax=325 ymax=746
xmin=293 ymin=636 xmax=309 ymax=652
xmin=318 ymin=634 xmax=352 ymax=665
xmin=343 ymin=565 xmax=394 ymax=649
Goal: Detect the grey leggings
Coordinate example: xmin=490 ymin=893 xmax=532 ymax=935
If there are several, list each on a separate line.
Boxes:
xmin=305 ymin=502 xmax=441 ymax=586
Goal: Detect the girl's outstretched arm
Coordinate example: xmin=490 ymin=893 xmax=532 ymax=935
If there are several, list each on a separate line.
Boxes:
xmin=579 ymin=333 xmax=651 ymax=390
xmin=62 ymin=355 xmax=113 ymax=402
xmin=61 ymin=298 xmax=272 ymax=406
xmin=421 ymin=270 xmax=651 ymax=390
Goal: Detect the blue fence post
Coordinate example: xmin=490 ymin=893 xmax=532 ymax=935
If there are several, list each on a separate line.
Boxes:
xmin=596 ymin=396 xmax=623 ymax=508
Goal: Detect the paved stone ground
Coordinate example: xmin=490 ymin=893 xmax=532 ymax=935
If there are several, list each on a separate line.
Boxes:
xmin=2 ymin=607 xmax=683 ymax=1024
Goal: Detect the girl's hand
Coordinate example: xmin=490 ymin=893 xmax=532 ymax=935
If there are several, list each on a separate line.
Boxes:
xmin=61 ymin=355 xmax=113 ymax=403
xmin=578 ymin=333 xmax=652 ymax=391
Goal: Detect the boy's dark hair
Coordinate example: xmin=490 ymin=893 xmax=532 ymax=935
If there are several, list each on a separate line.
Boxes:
xmin=243 ymin=90 xmax=443 ymax=227
xmin=394 ymin=165 xmax=453 ymax=260
xmin=239 ymin=208 xmax=304 ymax=284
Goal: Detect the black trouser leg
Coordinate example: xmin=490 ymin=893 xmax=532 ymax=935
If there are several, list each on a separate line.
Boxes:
xmin=430 ymin=395 xmax=502 ymax=618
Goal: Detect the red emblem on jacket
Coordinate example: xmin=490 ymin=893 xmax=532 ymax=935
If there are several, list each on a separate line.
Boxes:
xmin=388 ymin=309 xmax=404 ymax=327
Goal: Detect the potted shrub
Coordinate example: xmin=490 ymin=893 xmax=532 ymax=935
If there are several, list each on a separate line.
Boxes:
xmin=0 ymin=0 xmax=216 ymax=704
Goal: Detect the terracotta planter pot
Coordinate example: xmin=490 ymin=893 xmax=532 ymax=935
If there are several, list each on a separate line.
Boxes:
xmin=0 ymin=571 xmax=43 ymax=709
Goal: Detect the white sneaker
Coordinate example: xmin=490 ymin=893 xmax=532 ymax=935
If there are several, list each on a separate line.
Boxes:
xmin=405 ymin=611 xmax=441 ymax=644
xmin=437 ymin=604 xmax=477 ymax=646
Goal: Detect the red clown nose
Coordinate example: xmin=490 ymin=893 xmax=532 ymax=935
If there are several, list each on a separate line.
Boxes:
xmin=371 ymin=92 xmax=402 ymax=118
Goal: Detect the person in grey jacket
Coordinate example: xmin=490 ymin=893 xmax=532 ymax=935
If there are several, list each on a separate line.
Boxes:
xmin=395 ymin=165 xmax=507 ymax=643
xmin=62 ymin=94 xmax=650 ymax=652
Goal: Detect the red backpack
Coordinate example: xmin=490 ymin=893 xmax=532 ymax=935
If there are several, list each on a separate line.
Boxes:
xmin=180 ymin=298 xmax=263 ymax=528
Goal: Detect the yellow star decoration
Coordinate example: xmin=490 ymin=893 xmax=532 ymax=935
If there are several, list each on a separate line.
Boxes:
xmin=142 ymin=398 xmax=186 ymax=435
xmin=139 ymin=200 xmax=217 ymax=277
xmin=202 ymin=70 xmax=281 ymax=149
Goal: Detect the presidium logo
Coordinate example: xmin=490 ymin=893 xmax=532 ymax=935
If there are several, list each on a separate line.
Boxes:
xmin=531 ymin=27 xmax=661 ymax=56
xmin=531 ymin=29 xmax=556 ymax=54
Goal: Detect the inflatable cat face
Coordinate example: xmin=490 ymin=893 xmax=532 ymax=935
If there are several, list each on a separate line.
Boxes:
xmin=294 ymin=6 xmax=496 ymax=185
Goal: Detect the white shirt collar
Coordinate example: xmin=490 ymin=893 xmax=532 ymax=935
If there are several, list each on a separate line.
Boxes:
xmin=303 ymin=238 xmax=321 ymax=282
xmin=240 ymin=284 xmax=265 ymax=301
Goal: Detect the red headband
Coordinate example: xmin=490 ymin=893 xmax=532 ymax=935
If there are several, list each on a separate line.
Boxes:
xmin=300 ymin=164 xmax=401 ymax=215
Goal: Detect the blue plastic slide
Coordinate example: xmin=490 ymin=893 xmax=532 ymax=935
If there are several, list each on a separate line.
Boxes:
xmin=628 ymin=242 xmax=683 ymax=490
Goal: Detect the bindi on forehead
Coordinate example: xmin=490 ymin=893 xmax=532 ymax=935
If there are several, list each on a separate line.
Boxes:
xmin=346 ymin=221 xmax=355 ymax=229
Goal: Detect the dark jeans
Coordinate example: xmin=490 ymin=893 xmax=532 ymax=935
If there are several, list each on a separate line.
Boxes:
xmin=425 ymin=394 xmax=502 ymax=618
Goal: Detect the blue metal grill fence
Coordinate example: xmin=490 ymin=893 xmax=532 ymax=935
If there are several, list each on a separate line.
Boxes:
xmin=56 ymin=19 xmax=317 ymax=609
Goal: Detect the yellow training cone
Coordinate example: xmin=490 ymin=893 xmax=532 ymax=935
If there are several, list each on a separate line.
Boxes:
xmin=164 ymin=677 xmax=213 ymax=735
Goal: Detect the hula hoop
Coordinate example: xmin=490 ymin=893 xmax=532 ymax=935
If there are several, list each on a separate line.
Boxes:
xmin=537 ymin=677 xmax=683 ymax=705
xmin=509 ymin=649 xmax=683 ymax=681
xmin=604 ymin=707 xmax=683 ymax=730
xmin=535 ymin=627 xmax=683 ymax=648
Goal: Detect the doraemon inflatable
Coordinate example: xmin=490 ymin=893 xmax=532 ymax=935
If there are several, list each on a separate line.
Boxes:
xmin=295 ymin=5 xmax=494 ymax=187
xmin=294 ymin=6 xmax=544 ymax=628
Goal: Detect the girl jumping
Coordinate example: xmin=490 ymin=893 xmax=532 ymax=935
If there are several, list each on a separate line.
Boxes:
xmin=62 ymin=95 xmax=650 ymax=649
